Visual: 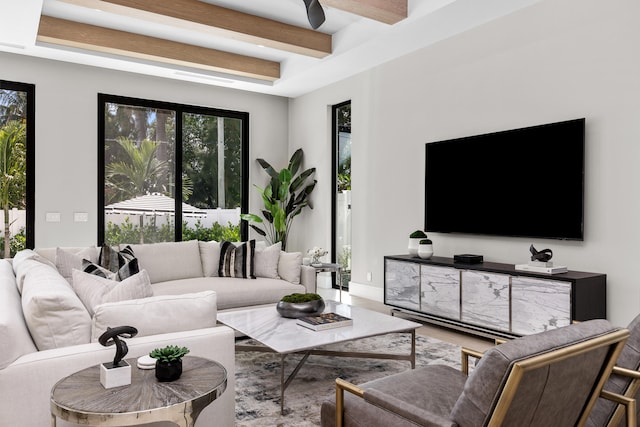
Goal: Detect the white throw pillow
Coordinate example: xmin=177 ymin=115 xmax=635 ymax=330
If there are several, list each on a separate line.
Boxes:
xmin=12 ymin=249 xmax=57 ymax=294
xmin=129 ymin=240 xmax=203 ymax=283
xmin=254 ymin=242 xmax=282 ymax=279
xmin=198 ymin=241 xmax=220 ymax=277
xmin=72 ymin=269 xmax=153 ymax=316
xmin=278 ymin=251 xmax=302 ymax=284
xmin=91 ymin=291 xmax=217 ymax=341
xmin=21 ymin=261 xmax=91 ymax=350
xmin=56 ymin=247 xmax=99 ymax=284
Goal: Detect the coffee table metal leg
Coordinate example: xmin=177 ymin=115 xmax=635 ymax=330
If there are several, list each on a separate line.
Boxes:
xmin=280 ymin=351 xmax=312 ymax=414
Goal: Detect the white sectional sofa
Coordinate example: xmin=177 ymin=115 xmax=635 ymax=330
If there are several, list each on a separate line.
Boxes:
xmin=0 ymin=239 xmax=315 ymax=427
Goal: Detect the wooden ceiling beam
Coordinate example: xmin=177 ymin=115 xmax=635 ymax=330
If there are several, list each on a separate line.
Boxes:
xmin=37 ymin=16 xmax=280 ymax=81
xmin=322 ymin=0 xmax=407 ymax=24
xmin=57 ymin=0 xmax=331 ymax=58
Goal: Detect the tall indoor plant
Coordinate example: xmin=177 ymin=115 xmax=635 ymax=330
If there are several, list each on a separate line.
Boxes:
xmin=240 ymin=148 xmax=316 ymax=250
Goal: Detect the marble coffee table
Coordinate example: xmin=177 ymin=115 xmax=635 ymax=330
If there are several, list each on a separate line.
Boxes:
xmin=217 ymin=300 xmax=420 ymax=414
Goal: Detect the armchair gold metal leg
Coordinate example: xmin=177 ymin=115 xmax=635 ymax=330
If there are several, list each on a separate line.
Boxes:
xmin=336 ymin=378 xmax=364 ymax=427
xmin=461 ymin=347 xmax=484 ymax=375
xmin=600 ymin=390 xmax=636 ymax=427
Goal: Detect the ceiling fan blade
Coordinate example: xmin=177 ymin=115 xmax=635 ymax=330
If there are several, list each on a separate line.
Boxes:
xmin=302 ymin=0 xmax=326 ymax=30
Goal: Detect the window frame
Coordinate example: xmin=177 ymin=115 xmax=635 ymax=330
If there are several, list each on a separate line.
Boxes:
xmin=0 ymin=79 xmax=35 ymax=250
xmin=97 ymin=93 xmax=249 ymax=245
xmin=331 ymin=99 xmax=351 ymax=289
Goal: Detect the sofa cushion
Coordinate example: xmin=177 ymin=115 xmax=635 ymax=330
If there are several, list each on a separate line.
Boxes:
xmin=152 ymin=276 xmax=305 ymax=310
xmin=129 ymin=240 xmax=203 ymax=283
xmin=0 ymin=260 xmax=37 ymax=368
xmin=12 ymin=249 xmax=57 ymax=294
xmin=20 ymin=259 xmax=91 ymax=350
xmin=55 ymin=246 xmax=99 ymax=284
xmin=278 ymin=251 xmax=302 ymax=284
xmin=199 ymin=240 xmax=221 ymax=277
xmin=71 ymin=269 xmax=153 ymax=316
xmin=219 ymin=240 xmax=255 ymax=279
xmin=254 ymin=242 xmax=282 ymax=279
xmin=91 ymin=291 xmax=217 ymax=341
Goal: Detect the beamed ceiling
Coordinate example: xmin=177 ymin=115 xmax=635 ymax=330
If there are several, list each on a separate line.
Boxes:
xmin=0 ymin=0 xmax=541 ymax=97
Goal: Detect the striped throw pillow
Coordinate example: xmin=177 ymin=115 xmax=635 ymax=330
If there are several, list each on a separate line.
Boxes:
xmin=85 ymin=245 xmax=139 ymax=281
xmin=218 ymin=240 xmax=256 ymax=279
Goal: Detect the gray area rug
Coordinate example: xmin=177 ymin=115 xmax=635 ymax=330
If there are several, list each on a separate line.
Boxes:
xmin=234 ymin=333 xmax=462 ymax=426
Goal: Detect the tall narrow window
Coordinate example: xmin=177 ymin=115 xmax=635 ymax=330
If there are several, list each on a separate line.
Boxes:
xmin=332 ymin=101 xmax=351 ymax=289
xmin=0 ymin=80 xmax=34 ymax=257
xmin=99 ymin=95 xmax=248 ymax=245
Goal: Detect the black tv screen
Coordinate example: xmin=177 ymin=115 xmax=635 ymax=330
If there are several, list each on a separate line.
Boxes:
xmin=424 ymin=118 xmax=585 ymax=240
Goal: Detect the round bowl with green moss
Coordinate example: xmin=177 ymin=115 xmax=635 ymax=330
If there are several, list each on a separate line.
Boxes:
xmin=276 ymin=293 xmax=325 ymax=318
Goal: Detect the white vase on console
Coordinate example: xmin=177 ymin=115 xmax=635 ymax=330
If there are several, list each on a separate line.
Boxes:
xmin=418 ymin=240 xmax=433 ymax=259
xmin=408 ymin=230 xmax=428 ymax=256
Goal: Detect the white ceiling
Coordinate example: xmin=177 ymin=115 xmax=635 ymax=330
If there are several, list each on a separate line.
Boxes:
xmin=0 ymin=0 xmax=541 ymax=98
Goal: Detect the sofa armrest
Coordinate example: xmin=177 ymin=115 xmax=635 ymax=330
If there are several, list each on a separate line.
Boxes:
xmin=0 ymin=326 xmax=236 ymax=427
xmin=300 ymin=265 xmax=317 ymax=293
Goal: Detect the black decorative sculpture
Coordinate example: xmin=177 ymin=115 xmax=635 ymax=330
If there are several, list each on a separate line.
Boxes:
xmin=98 ymin=326 xmax=138 ymax=368
xmin=530 ymin=244 xmax=553 ymax=263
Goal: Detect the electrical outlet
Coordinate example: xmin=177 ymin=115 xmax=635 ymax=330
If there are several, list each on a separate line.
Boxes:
xmin=366 ymin=272 xmax=372 ymax=281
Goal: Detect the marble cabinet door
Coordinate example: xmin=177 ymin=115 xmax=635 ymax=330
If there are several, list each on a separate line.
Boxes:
xmin=511 ymin=276 xmax=571 ymax=335
xmin=384 ymin=260 xmax=420 ymax=311
xmin=461 ymin=270 xmax=510 ymax=332
xmin=420 ymin=265 xmax=460 ymax=321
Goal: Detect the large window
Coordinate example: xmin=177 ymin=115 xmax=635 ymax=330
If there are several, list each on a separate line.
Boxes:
xmin=0 ymin=80 xmax=34 ymax=257
xmin=99 ymin=94 xmax=248 ymax=245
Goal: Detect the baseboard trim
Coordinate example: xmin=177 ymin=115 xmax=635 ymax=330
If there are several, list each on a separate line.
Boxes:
xmin=348 ymin=281 xmax=383 ymax=303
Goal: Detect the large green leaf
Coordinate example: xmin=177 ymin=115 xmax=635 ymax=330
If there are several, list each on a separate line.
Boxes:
xmin=290 ymin=167 xmax=315 ymax=193
xmin=256 ymin=158 xmax=277 ymax=179
xmin=288 ymin=148 xmax=303 ymax=177
xmin=273 ymin=209 xmax=286 ymax=233
xmin=261 ymin=209 xmax=273 ymax=223
xmin=240 ymin=213 xmax=263 ymax=223
xmin=248 ymin=224 xmax=266 ymax=236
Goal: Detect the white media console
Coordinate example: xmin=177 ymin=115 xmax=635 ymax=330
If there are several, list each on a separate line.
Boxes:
xmin=384 ymin=255 xmax=606 ymax=339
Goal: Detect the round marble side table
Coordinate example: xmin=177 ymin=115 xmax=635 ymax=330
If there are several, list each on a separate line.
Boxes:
xmin=50 ymin=356 xmax=227 ymax=427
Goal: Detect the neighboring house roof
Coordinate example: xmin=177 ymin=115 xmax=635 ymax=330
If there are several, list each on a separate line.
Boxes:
xmin=105 ymin=193 xmax=206 ymax=217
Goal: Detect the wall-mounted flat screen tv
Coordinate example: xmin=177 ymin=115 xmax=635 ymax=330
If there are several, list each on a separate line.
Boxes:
xmin=424 ymin=118 xmax=585 ymax=241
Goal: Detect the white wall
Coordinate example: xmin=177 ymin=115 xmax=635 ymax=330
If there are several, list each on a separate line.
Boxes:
xmin=289 ymin=0 xmax=640 ymax=326
xmin=1 ymin=52 xmax=289 ymax=248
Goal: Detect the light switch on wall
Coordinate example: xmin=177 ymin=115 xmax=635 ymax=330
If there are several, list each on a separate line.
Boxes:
xmin=74 ymin=212 xmax=89 ymax=222
xmin=45 ymin=212 xmax=61 ymax=222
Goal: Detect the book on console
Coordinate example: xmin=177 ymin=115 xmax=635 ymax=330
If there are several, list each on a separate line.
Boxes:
xmin=515 ymin=264 xmax=568 ymax=274
xmin=296 ymin=312 xmax=353 ymax=331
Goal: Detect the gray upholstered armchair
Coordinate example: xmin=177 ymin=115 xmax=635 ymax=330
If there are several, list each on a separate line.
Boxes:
xmin=321 ymin=319 xmax=630 ymax=427
xmin=587 ymin=314 xmax=640 ymax=427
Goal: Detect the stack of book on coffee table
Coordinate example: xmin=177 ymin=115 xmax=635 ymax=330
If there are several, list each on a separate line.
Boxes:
xmin=296 ymin=312 xmax=353 ymax=331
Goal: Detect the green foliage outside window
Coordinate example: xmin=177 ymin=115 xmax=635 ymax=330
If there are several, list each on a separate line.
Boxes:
xmin=0 ymin=227 xmax=25 ymax=258
xmin=105 ymin=218 xmax=240 ymax=245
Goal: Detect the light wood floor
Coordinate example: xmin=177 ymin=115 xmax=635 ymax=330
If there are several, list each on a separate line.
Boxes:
xmin=317 ymin=288 xmax=494 ymax=352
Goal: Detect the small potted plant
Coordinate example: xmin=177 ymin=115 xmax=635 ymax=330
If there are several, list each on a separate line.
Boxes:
xmin=276 ymin=293 xmax=325 ymax=318
xmin=149 ymin=345 xmax=190 ymax=382
xmin=418 ymin=238 xmax=434 ymax=259
xmin=408 ymin=230 xmax=427 ymax=255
